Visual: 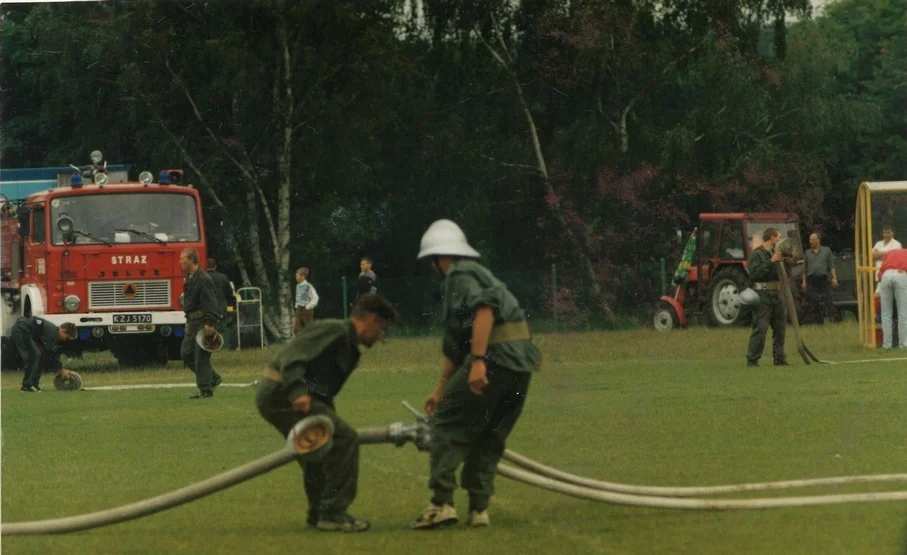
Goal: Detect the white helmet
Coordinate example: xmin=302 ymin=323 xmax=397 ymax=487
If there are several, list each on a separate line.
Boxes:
xmin=739 ymin=287 xmax=760 ymax=306
xmin=417 ymin=219 xmax=481 ymax=260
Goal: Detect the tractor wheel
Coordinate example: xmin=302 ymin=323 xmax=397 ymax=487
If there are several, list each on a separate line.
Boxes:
xmin=651 ymin=301 xmax=680 ymax=331
xmin=708 ymin=267 xmax=749 ymax=327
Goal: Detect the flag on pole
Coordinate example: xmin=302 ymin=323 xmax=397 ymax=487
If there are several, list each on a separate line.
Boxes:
xmin=671 ymin=228 xmax=697 ymax=286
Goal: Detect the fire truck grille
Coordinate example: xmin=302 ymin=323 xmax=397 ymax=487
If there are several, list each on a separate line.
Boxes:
xmin=88 ymin=280 xmax=172 ymax=309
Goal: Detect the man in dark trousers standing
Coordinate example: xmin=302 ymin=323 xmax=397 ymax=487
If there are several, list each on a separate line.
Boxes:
xmin=256 ymin=293 xmax=398 ymax=532
xmin=746 ymin=228 xmax=788 ymax=367
xmin=180 ymin=248 xmax=223 ymax=398
xmin=9 ymin=316 xmax=77 ymax=392
xmin=206 ymin=258 xmax=236 ymax=346
xmin=800 ymin=233 xmax=839 ymax=324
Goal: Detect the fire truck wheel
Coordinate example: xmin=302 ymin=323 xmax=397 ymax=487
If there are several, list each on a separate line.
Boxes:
xmin=707 ymin=267 xmax=749 ymax=327
xmin=651 ymin=301 xmax=680 ymax=331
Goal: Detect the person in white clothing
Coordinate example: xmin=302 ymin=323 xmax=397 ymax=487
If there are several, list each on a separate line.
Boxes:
xmin=293 ymin=267 xmax=320 ymax=334
xmin=873 ymin=225 xmax=902 ymax=280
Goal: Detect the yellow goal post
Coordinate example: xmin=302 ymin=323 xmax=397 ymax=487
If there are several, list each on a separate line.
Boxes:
xmin=855 ymin=181 xmax=907 ymax=347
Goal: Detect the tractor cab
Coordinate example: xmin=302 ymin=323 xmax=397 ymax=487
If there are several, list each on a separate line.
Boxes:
xmin=653 ymin=213 xmax=804 ymax=331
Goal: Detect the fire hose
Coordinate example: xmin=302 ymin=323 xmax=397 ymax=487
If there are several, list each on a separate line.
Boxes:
xmin=4 ymin=402 xmax=907 ymax=536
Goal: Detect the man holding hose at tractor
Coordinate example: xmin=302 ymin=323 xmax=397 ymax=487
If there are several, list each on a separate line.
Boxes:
xmin=745 ymin=227 xmax=788 ymax=367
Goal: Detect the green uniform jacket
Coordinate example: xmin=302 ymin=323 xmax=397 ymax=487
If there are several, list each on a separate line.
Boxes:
xmin=13 ymin=316 xmax=64 ymax=371
xmin=182 ymin=268 xmax=220 ymax=327
xmin=748 ymin=246 xmax=781 ymax=302
xmin=266 ymin=320 xmax=361 ymax=405
xmin=443 ymin=260 xmax=541 ymax=373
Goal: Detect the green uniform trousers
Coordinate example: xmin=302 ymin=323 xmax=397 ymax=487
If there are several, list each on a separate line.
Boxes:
xmin=11 ymin=325 xmax=42 ymax=389
xmin=746 ymin=294 xmax=787 ymax=364
xmin=429 ymin=364 xmax=531 ymax=511
xmin=180 ymin=320 xmax=221 ymax=390
xmin=255 ymin=382 xmax=360 ymax=516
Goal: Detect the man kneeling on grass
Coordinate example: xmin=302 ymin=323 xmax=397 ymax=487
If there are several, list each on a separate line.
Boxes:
xmin=255 ymin=293 xmax=398 ymax=532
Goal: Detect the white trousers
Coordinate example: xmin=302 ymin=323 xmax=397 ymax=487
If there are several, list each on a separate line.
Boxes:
xmin=879 ymin=271 xmax=907 ymax=348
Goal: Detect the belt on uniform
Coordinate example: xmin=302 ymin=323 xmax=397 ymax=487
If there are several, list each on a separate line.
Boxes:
xmin=489 ymin=321 xmax=531 ymax=344
xmin=752 ymin=282 xmax=780 ymax=291
xmin=262 ymin=368 xmax=283 ymax=382
xmin=186 ymin=309 xmax=205 ymax=320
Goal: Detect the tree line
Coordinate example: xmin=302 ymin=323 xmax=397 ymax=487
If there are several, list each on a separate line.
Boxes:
xmin=2 ymin=0 xmax=904 ymax=337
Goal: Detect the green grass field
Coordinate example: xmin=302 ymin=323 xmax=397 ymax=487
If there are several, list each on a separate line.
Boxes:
xmin=3 ymin=323 xmax=907 ymax=554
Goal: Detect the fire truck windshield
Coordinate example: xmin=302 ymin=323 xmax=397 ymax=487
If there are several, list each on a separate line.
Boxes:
xmin=50 ymin=192 xmax=200 ymax=246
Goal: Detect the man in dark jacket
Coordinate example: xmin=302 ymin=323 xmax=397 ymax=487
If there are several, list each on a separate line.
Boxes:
xmin=206 ymin=258 xmax=236 ymax=346
xmin=9 ymin=316 xmax=77 ymax=392
xmin=180 ymin=248 xmax=223 ymax=399
xmin=255 ymin=293 xmax=397 ymax=532
xmin=357 ymin=257 xmax=378 ymax=299
xmin=746 ymin=228 xmax=788 ymax=367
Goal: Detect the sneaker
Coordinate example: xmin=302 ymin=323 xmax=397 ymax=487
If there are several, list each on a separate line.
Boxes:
xmin=746 ymin=361 xmax=759 ymax=368
xmin=33 ymin=385 xmax=43 ymax=392
xmin=412 ymin=503 xmax=458 ymax=530
xmin=467 ymin=509 xmax=490 ymax=527
xmin=774 ymin=361 xmax=790 ymax=367
xmin=316 ymin=513 xmax=370 ymax=532
xmin=211 ymin=375 xmax=223 ymax=390
xmin=189 ymin=389 xmax=213 ymax=399
xmin=20 ymin=386 xmax=40 ymax=393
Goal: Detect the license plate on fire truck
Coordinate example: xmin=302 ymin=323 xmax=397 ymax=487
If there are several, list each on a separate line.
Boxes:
xmin=112 ymin=313 xmax=152 ymax=324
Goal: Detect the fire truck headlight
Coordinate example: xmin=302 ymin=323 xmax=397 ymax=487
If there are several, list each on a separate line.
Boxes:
xmin=63 ymin=295 xmax=81 ymax=313
xmin=90 ymin=150 xmax=104 ymax=164
xmin=139 ymin=171 xmax=154 ymax=185
xmin=94 ymin=173 xmax=109 ymax=186
xmin=91 ymin=326 xmax=104 ymax=338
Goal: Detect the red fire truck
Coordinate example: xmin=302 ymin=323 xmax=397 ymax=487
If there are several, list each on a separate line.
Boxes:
xmin=1 ymin=151 xmax=206 ymax=366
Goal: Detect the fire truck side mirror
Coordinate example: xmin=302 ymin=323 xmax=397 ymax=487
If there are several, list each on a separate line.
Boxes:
xmin=17 ymin=207 xmax=30 ymax=237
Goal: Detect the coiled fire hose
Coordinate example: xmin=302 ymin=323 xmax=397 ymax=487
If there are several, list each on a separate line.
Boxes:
xmin=4 ymin=402 xmax=907 ymax=536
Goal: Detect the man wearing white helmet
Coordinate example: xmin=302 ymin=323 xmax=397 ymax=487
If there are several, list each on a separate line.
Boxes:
xmin=411 ymin=219 xmax=542 ymax=530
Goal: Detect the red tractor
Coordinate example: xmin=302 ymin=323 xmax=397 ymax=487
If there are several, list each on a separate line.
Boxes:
xmin=652 ymin=213 xmax=805 ymax=331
